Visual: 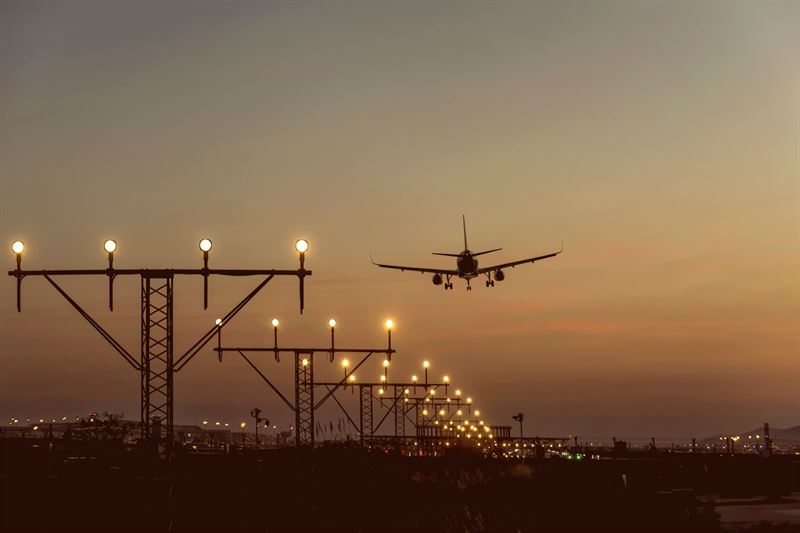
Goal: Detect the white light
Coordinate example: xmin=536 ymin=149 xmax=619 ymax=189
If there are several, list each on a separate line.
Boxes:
xmin=341 ymin=358 xmax=350 ymax=368
xmin=382 ymin=359 xmax=389 ymax=368
xmin=443 ymin=375 xmax=449 ymax=383
xmin=199 ymin=239 xmax=212 ymax=252
xmin=271 ymin=318 xmax=280 ymax=328
xmin=295 ymin=239 xmax=309 ymax=254
xmin=11 ymin=241 xmax=24 ymax=255
xmin=215 ymin=318 xmax=222 ymax=326
xmin=329 ymin=319 xmax=337 ymax=328
xmin=423 ymin=360 xmax=430 ymax=368
xmin=385 ymin=319 xmax=394 ymax=330
xmin=104 ymin=239 xmax=117 ymax=253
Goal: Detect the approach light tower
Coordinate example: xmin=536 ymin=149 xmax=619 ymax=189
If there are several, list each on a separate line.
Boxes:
xmin=8 ymin=237 xmax=311 ymax=459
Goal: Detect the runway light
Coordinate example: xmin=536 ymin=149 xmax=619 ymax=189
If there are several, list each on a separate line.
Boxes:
xmin=380 ymin=375 xmax=386 ymax=382
xmin=475 ymin=410 xmax=481 ymax=416
xmin=423 ymin=360 xmax=430 ymax=368
xmin=199 ymin=239 xmax=212 ymax=252
xmin=295 ymin=239 xmax=309 ymax=254
xmin=422 ymin=410 xmax=428 ymax=416
xmin=443 ymin=375 xmax=449 ymax=383
xmin=411 ymin=375 xmax=417 ymax=382
xmin=342 ymin=358 xmax=350 ymax=368
xmin=215 ymin=318 xmax=222 ymax=326
xmin=439 ymin=409 xmax=445 ymax=416
xmin=348 ymin=375 xmax=356 ymax=383
xmin=385 ymin=319 xmax=394 ymax=330
xmin=404 ymin=389 xmax=409 ymax=395
xmin=328 ymin=319 xmax=336 ymax=328
xmin=379 ymin=388 xmax=384 ymax=395
xmin=466 ymin=397 xmax=472 ymax=404
xmin=455 ymin=389 xmax=461 ymax=397
xmin=383 ymin=359 xmax=390 ymax=367
xmin=457 ymin=410 xmax=462 ymax=416
xmin=271 ymin=318 xmax=280 ymax=328
xmin=302 ymin=358 xmax=309 ymax=367
xmin=103 ymin=239 xmax=117 ymax=253
xmin=11 ymin=241 xmax=24 ymax=255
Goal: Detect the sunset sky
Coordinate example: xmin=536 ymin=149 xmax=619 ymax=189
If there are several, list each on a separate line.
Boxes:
xmin=1 ymin=0 xmax=797 ymax=439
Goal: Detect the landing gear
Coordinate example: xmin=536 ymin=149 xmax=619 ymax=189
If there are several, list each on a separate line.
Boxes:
xmin=485 ymin=280 xmax=495 ymax=287
xmin=443 ymin=275 xmax=453 ymax=290
xmin=466 ymin=281 xmax=472 ymax=291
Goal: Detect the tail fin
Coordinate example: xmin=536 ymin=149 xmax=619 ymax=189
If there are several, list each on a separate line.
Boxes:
xmin=462 ymin=214 xmax=468 ymax=250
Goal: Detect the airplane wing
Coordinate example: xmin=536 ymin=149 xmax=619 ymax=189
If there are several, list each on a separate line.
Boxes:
xmin=371 ymin=254 xmax=457 ymax=275
xmin=476 ymin=247 xmax=562 ymax=274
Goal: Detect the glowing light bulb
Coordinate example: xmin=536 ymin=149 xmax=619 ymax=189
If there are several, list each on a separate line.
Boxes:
xmin=199 ymin=239 xmax=212 ymax=252
xmin=12 ymin=241 xmax=24 ymax=254
xmin=271 ymin=318 xmax=280 ymax=328
xmin=103 ymin=240 xmax=117 ymax=253
xmin=295 ymin=239 xmax=309 ymax=253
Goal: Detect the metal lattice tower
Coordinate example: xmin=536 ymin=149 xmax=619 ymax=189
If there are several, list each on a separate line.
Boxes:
xmin=140 ymin=275 xmax=174 ymax=457
xmin=393 ymin=386 xmax=403 ymax=438
xmin=359 ymin=385 xmax=373 ymax=445
xmin=295 ymin=352 xmax=314 ymax=447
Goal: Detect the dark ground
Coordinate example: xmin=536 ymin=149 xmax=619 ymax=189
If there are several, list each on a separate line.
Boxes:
xmin=1 ymin=439 xmax=799 ymax=532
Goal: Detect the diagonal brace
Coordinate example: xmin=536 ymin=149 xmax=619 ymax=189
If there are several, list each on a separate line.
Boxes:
xmin=43 ymin=275 xmax=139 ymax=370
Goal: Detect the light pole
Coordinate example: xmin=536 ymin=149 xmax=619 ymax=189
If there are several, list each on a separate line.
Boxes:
xmin=512 ymin=412 xmax=524 ymax=439
xmin=240 ymin=422 xmax=246 ymax=447
xmin=423 ymin=360 xmax=429 ymax=386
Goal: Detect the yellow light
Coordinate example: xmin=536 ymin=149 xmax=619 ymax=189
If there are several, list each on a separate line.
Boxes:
xmin=328 ymin=319 xmax=337 ymax=328
xmin=379 ymin=388 xmax=384 ymax=395
xmin=382 ymin=359 xmax=390 ymax=367
xmin=199 ymin=239 xmax=212 ymax=252
xmin=411 ymin=375 xmax=417 ymax=382
xmin=385 ymin=319 xmax=394 ymax=330
xmin=466 ymin=397 xmax=472 ymax=404
xmin=423 ymin=360 xmax=429 ymax=368
xmin=443 ymin=375 xmax=450 ymax=383
xmin=271 ymin=318 xmax=280 ymax=328
xmin=302 ymin=358 xmax=309 ymax=366
xmin=295 ymin=239 xmax=309 ymax=254
xmin=439 ymin=409 xmax=445 ymax=416
xmin=103 ymin=239 xmax=117 ymax=253
xmin=380 ymin=375 xmax=386 ymax=382
xmin=11 ymin=241 xmax=24 ymax=255
xmin=341 ymin=358 xmax=350 ymax=368
xmin=457 ymin=410 xmax=462 ymax=416
xmin=348 ymin=375 xmax=356 ymax=383
xmin=455 ymin=389 xmax=461 ymax=396
xmin=422 ymin=410 xmax=428 ymax=416
xmin=215 ymin=318 xmax=222 ymax=326
xmin=404 ymin=389 xmax=409 ymax=395
xmin=475 ymin=410 xmax=480 ymax=416
xmin=429 ymin=389 xmax=435 ymax=395
xmin=240 ymin=422 xmax=246 ymax=428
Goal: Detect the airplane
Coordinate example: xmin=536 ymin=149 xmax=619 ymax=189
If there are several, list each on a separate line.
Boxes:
xmin=371 ymin=216 xmax=562 ymax=290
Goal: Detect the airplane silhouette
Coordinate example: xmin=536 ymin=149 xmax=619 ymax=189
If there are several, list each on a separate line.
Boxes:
xmin=371 ymin=216 xmax=561 ymax=290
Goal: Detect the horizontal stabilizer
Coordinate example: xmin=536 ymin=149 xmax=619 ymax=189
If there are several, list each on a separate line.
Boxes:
xmin=471 ymin=248 xmax=502 ymax=257
xmin=432 ymin=252 xmax=461 ymax=257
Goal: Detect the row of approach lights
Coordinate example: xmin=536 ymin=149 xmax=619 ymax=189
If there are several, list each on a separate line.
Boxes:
xmin=10 ymin=238 xmax=310 ymax=262
xmin=10 ymin=238 xmax=310 ymax=311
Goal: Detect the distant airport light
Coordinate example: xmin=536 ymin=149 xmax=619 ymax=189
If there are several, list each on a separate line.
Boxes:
xmin=295 ymin=239 xmax=309 ymax=254
xmin=466 ymin=397 xmax=472 ymax=404
xmin=380 ymin=375 xmax=386 ymax=382
xmin=348 ymin=374 xmax=356 ymax=383
xmin=385 ymin=319 xmax=394 ymax=330
xmin=328 ymin=319 xmax=336 ymax=329
xmin=423 ymin=361 xmax=430 ymax=368
xmin=199 ymin=239 xmax=212 ymax=252
xmin=103 ymin=240 xmax=117 ymax=254
xmin=411 ymin=375 xmax=418 ymax=382
xmin=271 ymin=318 xmax=280 ymax=328
xmin=341 ymin=358 xmax=350 ymax=368
xmin=382 ymin=359 xmax=390 ymax=368
xmin=475 ymin=410 xmax=481 ymax=416
xmin=455 ymin=389 xmax=461 ymax=397
xmin=11 ymin=241 xmax=24 ymax=255
xmin=443 ymin=375 xmax=450 ymax=383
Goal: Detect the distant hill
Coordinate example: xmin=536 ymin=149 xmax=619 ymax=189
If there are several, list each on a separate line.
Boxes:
xmin=699 ymin=425 xmax=800 ymax=446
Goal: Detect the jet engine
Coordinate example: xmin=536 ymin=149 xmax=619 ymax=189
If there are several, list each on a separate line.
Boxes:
xmin=494 ymin=269 xmax=505 ymax=281
xmin=432 ymin=273 xmax=443 ymax=285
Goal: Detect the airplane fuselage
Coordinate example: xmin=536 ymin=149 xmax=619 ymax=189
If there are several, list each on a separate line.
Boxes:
xmin=456 ymin=250 xmax=479 ymax=278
